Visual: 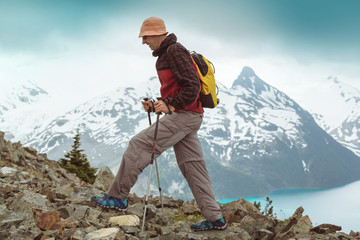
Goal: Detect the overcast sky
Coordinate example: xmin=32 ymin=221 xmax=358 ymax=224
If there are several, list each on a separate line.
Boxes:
xmin=1 ymin=0 xmax=359 ymax=108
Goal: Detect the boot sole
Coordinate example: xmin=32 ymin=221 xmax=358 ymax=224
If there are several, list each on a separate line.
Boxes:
xmin=191 ymin=223 xmax=227 ymax=231
xmin=92 ymin=198 xmax=128 ymax=212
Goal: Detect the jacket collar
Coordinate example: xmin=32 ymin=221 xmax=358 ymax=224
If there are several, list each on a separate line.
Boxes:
xmin=153 ymin=33 xmax=177 ymax=57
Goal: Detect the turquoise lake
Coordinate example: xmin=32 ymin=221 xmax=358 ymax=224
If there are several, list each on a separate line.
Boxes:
xmin=218 ymin=180 xmax=360 ymax=233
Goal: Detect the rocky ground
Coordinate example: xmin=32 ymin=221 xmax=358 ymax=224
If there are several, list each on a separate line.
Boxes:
xmin=0 ymin=131 xmax=359 ymax=240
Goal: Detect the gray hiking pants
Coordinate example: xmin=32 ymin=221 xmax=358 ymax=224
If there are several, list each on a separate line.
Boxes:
xmin=107 ymin=111 xmax=222 ymax=222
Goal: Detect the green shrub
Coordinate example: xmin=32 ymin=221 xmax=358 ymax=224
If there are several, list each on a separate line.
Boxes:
xmin=254 ymin=196 xmax=276 ymax=218
xmin=59 ymin=129 xmax=97 ymax=184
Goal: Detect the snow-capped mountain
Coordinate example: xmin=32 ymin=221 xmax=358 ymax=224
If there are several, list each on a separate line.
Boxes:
xmin=295 ymin=77 xmax=360 ymax=156
xmin=21 ymin=67 xmax=360 ymax=200
xmin=0 ymin=80 xmax=50 ymax=140
xmin=0 ymin=80 xmax=48 ymax=113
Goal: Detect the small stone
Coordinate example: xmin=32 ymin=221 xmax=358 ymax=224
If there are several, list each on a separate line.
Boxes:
xmin=72 ymin=205 xmax=90 ymax=220
xmin=120 ymin=225 xmax=139 ymax=235
xmin=0 ymin=215 xmax=25 ymax=229
xmin=61 ymin=217 xmax=77 ymax=229
xmin=181 ymin=199 xmax=200 ymax=215
xmin=311 ymin=223 xmax=342 ymax=234
xmin=54 ymin=185 xmax=74 ymax=199
xmin=23 ymin=146 xmax=38 ymax=156
xmin=349 ymin=230 xmax=360 ymax=237
xmin=71 ymin=229 xmax=86 ymax=240
xmin=87 ymin=207 xmax=102 ymax=221
xmin=258 ymin=228 xmax=274 ymax=239
xmin=0 ymin=166 xmax=17 ymax=176
xmin=7 ymin=229 xmax=34 ymax=240
xmin=84 ymin=227 xmax=120 ymax=240
xmin=108 ymin=215 xmax=140 ymax=227
xmin=57 ymin=207 xmax=70 ymax=219
xmin=160 ymin=226 xmax=172 ymax=235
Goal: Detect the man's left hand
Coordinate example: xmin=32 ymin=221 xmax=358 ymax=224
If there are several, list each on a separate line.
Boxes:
xmin=154 ymin=100 xmax=175 ymax=114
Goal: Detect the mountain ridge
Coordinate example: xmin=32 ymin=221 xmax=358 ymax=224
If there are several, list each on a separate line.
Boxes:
xmin=295 ymin=77 xmax=360 ymax=156
xmin=15 ymin=67 xmax=360 ymax=200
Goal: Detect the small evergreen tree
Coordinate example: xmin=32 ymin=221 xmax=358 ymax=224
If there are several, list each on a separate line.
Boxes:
xmin=59 ymin=129 xmax=97 ymax=184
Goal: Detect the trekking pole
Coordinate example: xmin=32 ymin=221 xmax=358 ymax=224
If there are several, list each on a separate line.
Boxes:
xmin=141 ymin=98 xmax=162 ymax=232
xmin=143 ymin=98 xmax=164 ymax=212
xmin=143 ymin=98 xmax=153 ymax=125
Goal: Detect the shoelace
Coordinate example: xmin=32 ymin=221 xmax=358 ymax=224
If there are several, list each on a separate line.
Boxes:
xmin=99 ymin=193 xmax=110 ymax=200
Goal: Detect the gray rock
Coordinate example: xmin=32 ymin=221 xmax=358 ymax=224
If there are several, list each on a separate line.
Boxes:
xmin=240 ymin=215 xmax=257 ymax=233
xmin=21 ymin=147 xmax=38 ymax=161
xmin=153 ymin=195 xmax=182 ymax=208
xmin=73 ymin=205 xmax=90 ymax=220
xmin=274 ymin=206 xmax=304 ymax=239
xmin=5 ymin=229 xmax=34 ymax=240
xmin=0 ymin=166 xmax=17 ymax=176
xmin=331 ymin=232 xmax=356 ymax=240
xmin=8 ymin=190 xmax=49 ymax=213
xmin=258 ymin=228 xmax=274 ymax=240
xmin=108 ymin=215 xmax=140 ymax=227
xmin=0 ymin=131 xmax=5 ymax=153
xmin=181 ymin=199 xmax=201 ymax=215
xmin=0 ymin=214 xmax=25 ymax=229
xmin=87 ymin=207 xmax=102 ymax=221
xmin=93 ymin=166 xmax=115 ymax=192
xmin=84 ymin=227 xmax=120 ymax=240
xmin=127 ymin=203 xmax=145 ymax=218
xmin=120 ymin=225 xmax=139 ymax=235
xmin=71 ymin=229 xmax=86 ymax=240
xmin=0 ymin=204 xmax=8 ymax=220
xmin=57 ymin=206 xmax=71 ymax=219
xmin=311 ymin=223 xmax=342 ymax=234
xmin=292 ymin=215 xmax=313 ymax=235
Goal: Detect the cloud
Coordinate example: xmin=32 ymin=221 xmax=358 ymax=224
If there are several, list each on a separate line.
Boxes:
xmin=0 ymin=0 xmax=134 ymax=53
xmin=0 ymin=0 xmax=359 ymax=109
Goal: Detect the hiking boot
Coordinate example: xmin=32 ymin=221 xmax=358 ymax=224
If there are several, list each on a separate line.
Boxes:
xmin=91 ymin=193 xmax=128 ymax=211
xmin=190 ymin=216 xmax=227 ymax=231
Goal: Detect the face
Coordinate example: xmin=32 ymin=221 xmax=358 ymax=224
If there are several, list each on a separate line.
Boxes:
xmin=142 ymin=35 xmax=163 ymax=51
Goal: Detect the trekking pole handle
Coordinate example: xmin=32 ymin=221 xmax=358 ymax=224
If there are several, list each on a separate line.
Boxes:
xmin=157 ymin=97 xmax=172 ymax=115
xmin=143 ymin=98 xmax=152 ymax=125
xmin=156 ymin=97 xmax=163 ymax=115
xmin=143 ymin=97 xmax=155 ymax=113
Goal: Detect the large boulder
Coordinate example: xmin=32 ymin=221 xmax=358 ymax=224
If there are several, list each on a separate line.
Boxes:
xmin=93 ymin=166 xmax=115 ymax=192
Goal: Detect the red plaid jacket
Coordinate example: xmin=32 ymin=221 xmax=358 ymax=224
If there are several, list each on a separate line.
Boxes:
xmin=153 ymin=34 xmax=203 ymax=114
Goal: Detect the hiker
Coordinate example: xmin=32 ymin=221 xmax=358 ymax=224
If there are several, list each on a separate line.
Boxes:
xmin=92 ymin=16 xmax=227 ymax=231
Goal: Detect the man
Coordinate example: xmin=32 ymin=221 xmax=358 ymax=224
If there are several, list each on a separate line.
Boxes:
xmin=92 ymin=16 xmax=226 ymax=231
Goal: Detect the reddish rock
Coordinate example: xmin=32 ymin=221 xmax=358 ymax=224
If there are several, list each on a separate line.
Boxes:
xmin=33 ymin=209 xmax=63 ymax=233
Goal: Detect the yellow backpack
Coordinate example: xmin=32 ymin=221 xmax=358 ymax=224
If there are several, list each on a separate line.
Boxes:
xmin=191 ymin=52 xmax=219 ymax=108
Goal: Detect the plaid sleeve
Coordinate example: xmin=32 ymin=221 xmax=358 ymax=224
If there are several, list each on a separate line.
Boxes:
xmin=166 ymin=44 xmax=200 ymax=109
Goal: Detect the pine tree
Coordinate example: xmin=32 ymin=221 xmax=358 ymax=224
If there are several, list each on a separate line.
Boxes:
xmin=59 ymin=129 xmax=97 ymax=184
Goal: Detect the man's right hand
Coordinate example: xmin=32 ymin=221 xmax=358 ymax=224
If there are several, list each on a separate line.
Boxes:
xmin=142 ymin=101 xmax=153 ymax=112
